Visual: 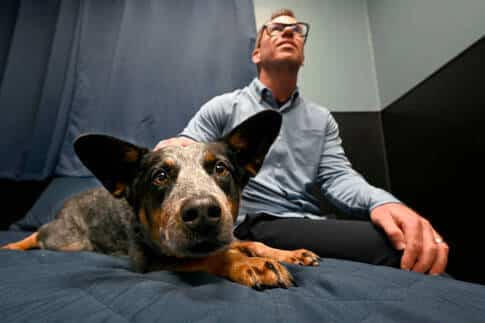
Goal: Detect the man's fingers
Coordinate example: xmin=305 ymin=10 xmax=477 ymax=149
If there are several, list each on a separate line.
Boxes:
xmin=372 ymin=213 xmax=406 ymax=251
xmin=410 ymin=221 xmax=438 ymax=273
xmin=399 ymin=216 xmax=423 ymax=271
xmin=371 ymin=203 xmax=449 ymax=275
xmin=154 ymin=137 xmax=195 ymax=151
xmin=429 ymin=231 xmax=449 ymax=275
xmin=429 ymin=242 xmax=449 ymax=275
xmin=154 ymin=139 xmax=174 ymax=151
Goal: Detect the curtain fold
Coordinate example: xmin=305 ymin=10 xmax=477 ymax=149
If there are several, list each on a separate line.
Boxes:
xmin=0 ymin=0 xmax=65 ymax=179
xmin=0 ymin=0 xmax=256 ymax=180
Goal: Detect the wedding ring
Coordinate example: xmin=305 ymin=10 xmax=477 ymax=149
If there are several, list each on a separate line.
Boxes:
xmin=434 ymin=238 xmax=443 ymax=244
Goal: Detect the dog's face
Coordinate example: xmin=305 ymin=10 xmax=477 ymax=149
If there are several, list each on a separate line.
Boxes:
xmin=73 ymin=111 xmax=282 ymax=258
xmin=127 ymin=142 xmax=245 ymax=257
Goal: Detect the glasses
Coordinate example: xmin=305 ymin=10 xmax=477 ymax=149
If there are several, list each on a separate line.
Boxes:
xmin=264 ymin=22 xmax=310 ymax=42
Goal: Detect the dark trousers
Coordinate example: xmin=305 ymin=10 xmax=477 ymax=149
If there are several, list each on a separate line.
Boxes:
xmin=234 ymin=214 xmax=402 ymax=268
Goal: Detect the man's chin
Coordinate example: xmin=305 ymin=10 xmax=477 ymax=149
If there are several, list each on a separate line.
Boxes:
xmin=267 ymin=56 xmax=303 ymax=70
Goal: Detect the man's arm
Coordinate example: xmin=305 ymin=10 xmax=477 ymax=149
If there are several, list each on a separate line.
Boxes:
xmin=317 ymin=113 xmax=448 ymax=275
xmin=316 ymin=113 xmax=400 ymax=216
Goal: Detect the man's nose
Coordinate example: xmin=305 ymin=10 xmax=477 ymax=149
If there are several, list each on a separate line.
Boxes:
xmin=281 ymin=26 xmax=295 ymax=37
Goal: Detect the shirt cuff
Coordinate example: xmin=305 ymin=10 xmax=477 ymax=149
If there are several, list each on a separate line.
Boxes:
xmin=368 ymin=188 xmax=402 ymax=212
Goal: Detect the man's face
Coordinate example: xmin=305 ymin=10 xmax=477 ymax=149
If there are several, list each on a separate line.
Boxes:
xmin=252 ymin=15 xmax=305 ymax=71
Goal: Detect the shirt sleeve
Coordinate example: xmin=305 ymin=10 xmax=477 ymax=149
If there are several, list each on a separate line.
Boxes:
xmin=179 ymin=94 xmax=232 ymax=142
xmin=316 ymin=113 xmax=401 ymax=218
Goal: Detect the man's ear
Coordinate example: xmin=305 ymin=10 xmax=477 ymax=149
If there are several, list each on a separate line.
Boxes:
xmin=223 ymin=110 xmax=282 ymax=177
xmin=252 ymin=48 xmax=261 ymax=65
xmin=74 ymin=134 xmax=149 ymax=197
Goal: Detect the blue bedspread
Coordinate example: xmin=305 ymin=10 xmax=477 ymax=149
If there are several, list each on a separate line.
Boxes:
xmin=1 ymin=231 xmax=485 ymax=323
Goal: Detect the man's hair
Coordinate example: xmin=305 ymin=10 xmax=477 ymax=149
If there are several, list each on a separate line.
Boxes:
xmin=254 ymin=8 xmax=296 ymax=50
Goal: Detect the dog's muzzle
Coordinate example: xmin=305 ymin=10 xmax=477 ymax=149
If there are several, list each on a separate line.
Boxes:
xmin=180 ymin=196 xmax=222 ymax=235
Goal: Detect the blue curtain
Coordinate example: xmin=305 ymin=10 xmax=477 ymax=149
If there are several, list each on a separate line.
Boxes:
xmin=0 ymin=0 xmax=256 ymax=179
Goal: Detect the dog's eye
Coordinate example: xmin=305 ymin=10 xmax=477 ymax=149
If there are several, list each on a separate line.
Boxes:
xmin=214 ymin=161 xmax=229 ymax=176
xmin=152 ymin=170 xmax=169 ymax=185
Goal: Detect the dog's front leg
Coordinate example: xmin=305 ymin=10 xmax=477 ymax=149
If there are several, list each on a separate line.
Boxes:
xmin=128 ymin=241 xmax=150 ymax=273
xmin=231 ymin=240 xmax=320 ymax=266
xmin=161 ymin=248 xmax=295 ymax=290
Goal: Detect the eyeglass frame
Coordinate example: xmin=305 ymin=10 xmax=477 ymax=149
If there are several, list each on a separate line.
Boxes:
xmin=262 ymin=22 xmax=310 ymax=44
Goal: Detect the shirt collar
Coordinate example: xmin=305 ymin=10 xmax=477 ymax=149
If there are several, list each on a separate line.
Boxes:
xmin=250 ymin=78 xmax=300 ymax=110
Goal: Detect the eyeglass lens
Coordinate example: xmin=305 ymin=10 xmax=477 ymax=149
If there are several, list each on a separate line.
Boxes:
xmin=267 ymin=23 xmax=307 ymax=37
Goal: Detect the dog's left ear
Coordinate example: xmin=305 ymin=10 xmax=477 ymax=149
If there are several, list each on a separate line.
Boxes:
xmin=223 ymin=110 xmax=282 ymax=177
xmin=74 ymin=134 xmax=149 ymax=197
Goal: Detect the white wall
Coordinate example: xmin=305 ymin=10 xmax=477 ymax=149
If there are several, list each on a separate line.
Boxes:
xmin=367 ymin=0 xmax=485 ymax=108
xmin=253 ymin=0 xmax=380 ymax=112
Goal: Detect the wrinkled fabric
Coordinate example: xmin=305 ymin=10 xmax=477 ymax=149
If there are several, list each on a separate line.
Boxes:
xmin=1 ymin=236 xmax=484 ymax=323
xmin=0 ymin=0 xmax=256 ymax=179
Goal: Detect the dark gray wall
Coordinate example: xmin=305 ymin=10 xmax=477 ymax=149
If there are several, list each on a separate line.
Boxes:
xmin=382 ymin=36 xmax=485 ymax=285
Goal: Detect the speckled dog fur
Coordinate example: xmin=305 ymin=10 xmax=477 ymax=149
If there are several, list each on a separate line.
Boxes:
xmin=36 ymin=111 xmax=282 ymax=272
xmin=3 ymin=111 xmax=321 ymax=289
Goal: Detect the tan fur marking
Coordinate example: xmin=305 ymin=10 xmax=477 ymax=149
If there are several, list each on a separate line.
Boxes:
xmin=228 ymin=132 xmax=248 ymax=150
xmin=149 ymin=209 xmax=165 ymax=243
xmin=228 ymin=133 xmax=259 ymax=176
xmin=226 ymin=199 xmax=239 ymax=222
xmin=204 ymin=150 xmax=217 ymax=164
xmin=58 ymin=241 xmax=86 ymax=252
xmin=230 ymin=241 xmax=320 ymax=266
xmin=163 ymin=158 xmax=176 ymax=168
xmin=112 ymin=182 xmax=126 ymax=197
xmin=124 ymin=147 xmax=140 ymax=162
xmin=1 ymin=232 xmax=39 ymax=250
xmin=138 ymin=209 xmax=149 ymax=228
xmin=165 ymin=245 xmax=294 ymax=288
xmin=244 ymin=164 xmax=258 ymax=177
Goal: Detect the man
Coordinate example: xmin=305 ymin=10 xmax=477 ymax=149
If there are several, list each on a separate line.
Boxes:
xmin=155 ymin=9 xmax=449 ymax=275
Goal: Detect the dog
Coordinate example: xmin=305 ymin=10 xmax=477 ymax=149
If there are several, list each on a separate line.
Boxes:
xmin=2 ymin=110 xmax=319 ymax=289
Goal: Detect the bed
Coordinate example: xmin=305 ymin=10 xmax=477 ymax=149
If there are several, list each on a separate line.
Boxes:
xmin=1 ymin=176 xmax=485 ymax=322
xmin=2 ymin=1 xmax=485 ymax=320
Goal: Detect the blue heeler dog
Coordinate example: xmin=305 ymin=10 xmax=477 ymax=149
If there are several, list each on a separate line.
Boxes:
xmin=2 ymin=111 xmax=319 ymax=290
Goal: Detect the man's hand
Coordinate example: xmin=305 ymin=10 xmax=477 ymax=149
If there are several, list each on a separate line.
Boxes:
xmin=153 ymin=137 xmax=196 ymax=151
xmin=370 ymin=203 xmax=449 ymax=275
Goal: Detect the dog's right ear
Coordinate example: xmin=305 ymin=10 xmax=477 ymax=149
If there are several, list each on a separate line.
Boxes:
xmin=74 ymin=134 xmax=149 ymax=197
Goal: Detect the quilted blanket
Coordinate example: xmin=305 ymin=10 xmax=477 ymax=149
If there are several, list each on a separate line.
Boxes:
xmin=1 ymin=231 xmax=484 ymax=323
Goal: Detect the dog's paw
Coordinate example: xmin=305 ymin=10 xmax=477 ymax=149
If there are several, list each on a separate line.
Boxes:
xmin=230 ymin=257 xmax=295 ymax=290
xmin=1 ymin=243 xmax=24 ymax=251
xmin=279 ymin=249 xmax=320 ymax=266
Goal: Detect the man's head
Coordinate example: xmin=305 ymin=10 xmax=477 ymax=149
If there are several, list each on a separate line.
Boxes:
xmin=252 ymin=9 xmax=309 ymax=74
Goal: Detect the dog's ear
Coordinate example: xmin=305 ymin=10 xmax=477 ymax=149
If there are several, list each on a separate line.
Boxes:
xmin=74 ymin=134 xmax=149 ymax=197
xmin=223 ymin=110 xmax=282 ymax=177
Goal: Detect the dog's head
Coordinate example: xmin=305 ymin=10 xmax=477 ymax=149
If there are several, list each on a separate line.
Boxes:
xmin=73 ymin=110 xmax=282 ymax=258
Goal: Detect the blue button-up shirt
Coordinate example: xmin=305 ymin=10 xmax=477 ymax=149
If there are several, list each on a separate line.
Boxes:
xmin=181 ymin=78 xmax=400 ymax=223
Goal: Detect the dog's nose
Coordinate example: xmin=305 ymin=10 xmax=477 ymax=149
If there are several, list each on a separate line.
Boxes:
xmin=180 ymin=197 xmax=221 ymax=233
